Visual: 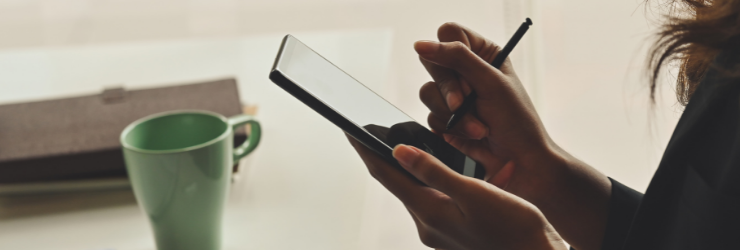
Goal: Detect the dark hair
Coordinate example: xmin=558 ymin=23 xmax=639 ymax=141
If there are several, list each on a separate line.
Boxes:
xmin=648 ymin=0 xmax=740 ymax=105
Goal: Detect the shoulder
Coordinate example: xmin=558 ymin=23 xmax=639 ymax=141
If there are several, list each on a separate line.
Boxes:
xmin=705 ymin=47 xmax=740 ymax=87
xmin=690 ymin=48 xmax=740 ymax=106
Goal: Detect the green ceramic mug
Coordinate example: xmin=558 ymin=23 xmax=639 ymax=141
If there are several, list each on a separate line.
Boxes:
xmin=120 ymin=110 xmax=261 ymax=250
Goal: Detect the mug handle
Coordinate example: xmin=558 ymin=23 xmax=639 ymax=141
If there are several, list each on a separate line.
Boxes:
xmin=228 ymin=114 xmax=261 ymax=163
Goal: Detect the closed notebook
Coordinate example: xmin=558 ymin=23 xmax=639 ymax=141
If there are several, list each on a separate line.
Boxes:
xmin=0 ymin=78 xmax=247 ymax=184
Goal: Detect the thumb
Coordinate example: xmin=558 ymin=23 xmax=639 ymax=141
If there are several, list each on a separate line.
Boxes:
xmin=392 ymin=144 xmax=473 ymax=197
xmin=414 ymin=40 xmax=503 ymax=96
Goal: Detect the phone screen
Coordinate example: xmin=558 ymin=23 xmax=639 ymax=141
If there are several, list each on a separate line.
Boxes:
xmin=277 ymin=38 xmax=415 ymax=135
xmin=273 ymin=35 xmax=483 ymax=178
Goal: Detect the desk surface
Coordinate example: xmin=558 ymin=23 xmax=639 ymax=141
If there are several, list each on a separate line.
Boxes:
xmin=0 ymin=31 xmax=429 ymax=250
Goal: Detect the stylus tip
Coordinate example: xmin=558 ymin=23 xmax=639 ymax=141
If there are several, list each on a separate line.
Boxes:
xmin=526 ymin=18 xmax=533 ymax=26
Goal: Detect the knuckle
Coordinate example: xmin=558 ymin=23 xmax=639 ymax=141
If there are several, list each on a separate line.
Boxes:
xmin=438 ymin=79 xmax=457 ymax=94
xmin=438 ymin=22 xmax=462 ymax=37
xmin=411 ymin=157 xmax=428 ymax=173
xmin=490 ymin=41 xmax=502 ymax=53
xmin=419 ymin=81 xmax=437 ymax=101
xmin=419 ymin=212 xmax=444 ymax=229
xmin=417 ymin=162 xmax=443 ymax=186
xmin=444 ymin=41 xmax=469 ymax=68
xmin=418 ymin=229 xmax=442 ymax=248
xmin=448 ymin=41 xmax=468 ymax=52
xmin=366 ymin=167 xmax=380 ymax=180
xmin=483 ymin=41 xmax=503 ymax=63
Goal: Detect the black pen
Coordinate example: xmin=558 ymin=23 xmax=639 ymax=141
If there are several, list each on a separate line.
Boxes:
xmin=446 ymin=17 xmax=533 ymax=130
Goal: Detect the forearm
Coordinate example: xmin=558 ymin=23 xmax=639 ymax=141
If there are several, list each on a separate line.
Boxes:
xmin=517 ymin=143 xmax=612 ymax=250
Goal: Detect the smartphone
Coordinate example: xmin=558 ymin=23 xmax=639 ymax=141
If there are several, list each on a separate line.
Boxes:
xmin=269 ymin=35 xmax=485 ymax=179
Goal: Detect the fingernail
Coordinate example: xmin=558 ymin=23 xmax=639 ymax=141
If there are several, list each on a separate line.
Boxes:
xmin=446 ymin=92 xmax=461 ymax=110
xmin=393 ymin=144 xmax=420 ymax=167
xmin=414 ymin=40 xmax=440 ymax=55
xmin=464 ymin=122 xmax=487 ymax=139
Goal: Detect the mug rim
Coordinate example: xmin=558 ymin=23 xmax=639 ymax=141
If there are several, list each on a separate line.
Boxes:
xmin=120 ymin=110 xmax=233 ymax=154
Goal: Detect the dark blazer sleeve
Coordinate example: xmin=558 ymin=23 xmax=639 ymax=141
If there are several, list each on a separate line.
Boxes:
xmin=598 ymin=177 xmax=643 ymax=250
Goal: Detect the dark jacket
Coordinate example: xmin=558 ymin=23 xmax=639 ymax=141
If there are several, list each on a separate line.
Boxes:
xmin=601 ymin=48 xmax=740 ymax=250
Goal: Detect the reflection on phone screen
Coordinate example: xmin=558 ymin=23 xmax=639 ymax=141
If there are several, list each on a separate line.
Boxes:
xmin=275 ymin=35 xmax=482 ymax=178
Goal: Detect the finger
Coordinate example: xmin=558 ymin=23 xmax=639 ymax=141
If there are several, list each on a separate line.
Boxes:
xmin=392 ymin=144 xmax=474 ymax=199
xmin=420 ymin=22 xmax=502 ymax=112
xmin=442 ymin=134 xmax=503 ymax=168
xmin=490 ymin=160 xmax=515 ymax=189
xmin=421 ymin=81 xmax=488 ymax=139
xmin=420 ymin=58 xmax=466 ymax=111
xmin=427 ymin=113 xmax=457 ymax=135
xmin=346 ymin=134 xmax=420 ymax=190
xmin=426 ymin=112 xmax=485 ymax=140
xmin=415 ymin=40 xmax=506 ymax=98
xmin=437 ymin=22 xmax=500 ymax=64
xmin=427 ymin=112 xmax=488 ymax=140
xmin=418 ymin=23 xmax=503 ymax=115
xmin=441 ymin=133 xmax=507 ymax=183
xmin=419 ymin=81 xmax=451 ymax=117
xmin=437 ymin=22 xmax=518 ymax=76
xmin=345 ymin=134 xmax=449 ymax=210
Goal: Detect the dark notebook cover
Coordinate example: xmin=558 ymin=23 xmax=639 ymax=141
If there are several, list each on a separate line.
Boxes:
xmin=0 ymin=78 xmax=246 ymax=184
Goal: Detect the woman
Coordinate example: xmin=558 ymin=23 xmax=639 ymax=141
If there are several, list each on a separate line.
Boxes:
xmin=347 ymin=0 xmax=740 ymax=249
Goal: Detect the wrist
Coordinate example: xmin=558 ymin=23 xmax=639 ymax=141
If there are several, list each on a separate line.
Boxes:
xmin=515 ymin=138 xmax=611 ymax=250
xmin=509 ymin=134 xmax=567 ymax=171
xmin=507 ymin=136 xmax=572 ymax=201
xmin=515 ymin=223 xmax=568 ymax=250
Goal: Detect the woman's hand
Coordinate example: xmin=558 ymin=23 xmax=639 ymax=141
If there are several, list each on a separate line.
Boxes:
xmin=347 ymin=136 xmax=567 ymax=250
xmin=416 ymin=23 xmax=611 ymax=250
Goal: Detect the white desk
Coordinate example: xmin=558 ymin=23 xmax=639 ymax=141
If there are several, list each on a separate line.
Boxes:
xmin=0 ymin=30 xmax=429 ymax=250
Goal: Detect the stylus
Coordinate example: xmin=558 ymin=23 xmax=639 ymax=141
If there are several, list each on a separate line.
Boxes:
xmin=446 ymin=17 xmax=533 ymax=130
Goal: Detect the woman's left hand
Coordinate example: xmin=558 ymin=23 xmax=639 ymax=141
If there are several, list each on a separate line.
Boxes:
xmin=347 ymin=135 xmax=567 ymax=250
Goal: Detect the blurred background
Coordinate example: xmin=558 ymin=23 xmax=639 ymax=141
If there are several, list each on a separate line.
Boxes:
xmin=0 ymin=0 xmax=680 ymax=249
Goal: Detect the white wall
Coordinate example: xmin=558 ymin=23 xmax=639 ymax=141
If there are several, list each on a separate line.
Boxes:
xmin=533 ymin=0 xmax=681 ymax=191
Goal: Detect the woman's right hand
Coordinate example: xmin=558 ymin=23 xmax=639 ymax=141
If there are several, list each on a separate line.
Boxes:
xmin=416 ymin=22 xmax=612 ymax=250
